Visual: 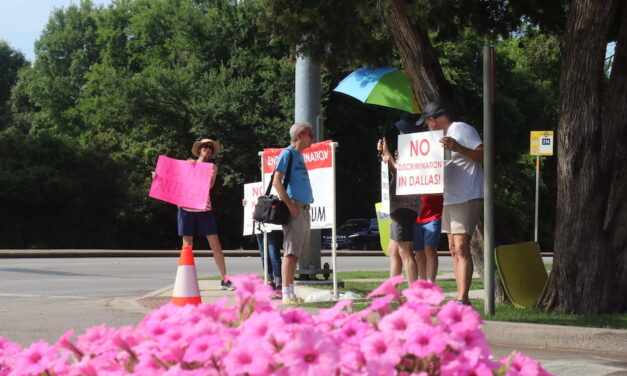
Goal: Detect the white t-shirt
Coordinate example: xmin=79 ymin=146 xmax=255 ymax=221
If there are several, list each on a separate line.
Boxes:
xmin=443 ymin=122 xmax=483 ymax=205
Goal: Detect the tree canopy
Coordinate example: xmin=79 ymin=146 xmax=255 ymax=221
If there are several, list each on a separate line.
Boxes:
xmin=2 ymin=0 xmax=561 ymax=252
xmin=4 ymin=0 xmax=620 ymax=315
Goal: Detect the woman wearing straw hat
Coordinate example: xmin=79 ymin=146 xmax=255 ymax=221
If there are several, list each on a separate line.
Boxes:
xmin=178 ymin=138 xmax=233 ymax=291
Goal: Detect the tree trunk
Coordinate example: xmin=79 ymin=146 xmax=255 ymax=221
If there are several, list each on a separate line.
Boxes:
xmin=385 ymin=0 xmax=453 ymax=108
xmin=384 ymin=0 xmax=515 ymax=304
xmin=537 ymin=0 xmax=627 ymax=314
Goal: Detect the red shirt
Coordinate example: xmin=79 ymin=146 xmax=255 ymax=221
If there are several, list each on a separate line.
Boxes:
xmin=417 ymin=194 xmax=443 ymax=224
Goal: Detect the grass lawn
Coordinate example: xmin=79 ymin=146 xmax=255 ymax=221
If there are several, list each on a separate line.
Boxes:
xmin=297 ymin=270 xmax=625 ymax=330
xmin=313 ymin=278 xmax=483 ymax=295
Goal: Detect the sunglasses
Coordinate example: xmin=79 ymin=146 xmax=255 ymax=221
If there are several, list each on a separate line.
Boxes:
xmin=201 ymin=144 xmax=214 ymax=150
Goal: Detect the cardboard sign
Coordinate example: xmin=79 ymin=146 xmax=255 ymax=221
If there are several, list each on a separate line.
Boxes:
xmin=243 ymin=182 xmax=264 ymax=236
xmin=395 ymin=130 xmax=444 ymax=195
xmin=375 ymin=202 xmax=391 ymax=256
xmin=381 ymin=161 xmax=390 ymax=215
xmin=530 ymin=131 xmax=554 ymax=156
xmin=149 ymin=156 xmax=213 ymax=209
xmin=261 ymin=140 xmax=335 ymax=230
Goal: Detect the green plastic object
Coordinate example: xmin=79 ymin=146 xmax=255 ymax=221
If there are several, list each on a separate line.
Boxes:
xmin=494 ymin=241 xmax=548 ymax=308
xmin=375 ymin=202 xmax=391 ymax=256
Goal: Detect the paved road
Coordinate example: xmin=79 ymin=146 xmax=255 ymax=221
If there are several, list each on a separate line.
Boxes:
xmin=0 ymin=256 xmax=422 ymax=345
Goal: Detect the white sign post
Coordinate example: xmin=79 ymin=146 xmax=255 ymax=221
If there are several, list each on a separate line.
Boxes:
xmin=530 ymin=131 xmax=554 ymax=242
xmin=396 ymin=130 xmax=445 ymax=195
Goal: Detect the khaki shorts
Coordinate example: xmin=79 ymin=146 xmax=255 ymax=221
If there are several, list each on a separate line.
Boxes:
xmin=442 ymin=199 xmax=483 ymax=235
xmin=282 ymin=207 xmax=311 ymax=258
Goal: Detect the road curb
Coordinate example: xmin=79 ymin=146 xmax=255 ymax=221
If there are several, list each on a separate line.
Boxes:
xmin=482 ymin=321 xmax=627 ymax=355
xmin=119 ymin=283 xmax=625 ymax=355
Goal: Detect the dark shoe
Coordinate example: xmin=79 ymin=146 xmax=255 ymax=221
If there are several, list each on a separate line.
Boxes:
xmin=220 ymin=280 xmax=234 ymax=291
xmin=455 ymin=299 xmax=471 ymax=306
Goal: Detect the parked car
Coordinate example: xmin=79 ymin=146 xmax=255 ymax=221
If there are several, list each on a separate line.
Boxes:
xmin=348 ymin=218 xmax=381 ymax=250
xmin=321 ymin=219 xmax=371 ymax=249
xmin=321 ymin=218 xmax=381 ymax=250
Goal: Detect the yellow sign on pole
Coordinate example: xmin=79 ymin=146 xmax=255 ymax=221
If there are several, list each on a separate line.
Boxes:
xmin=530 ymin=131 xmax=554 ymax=156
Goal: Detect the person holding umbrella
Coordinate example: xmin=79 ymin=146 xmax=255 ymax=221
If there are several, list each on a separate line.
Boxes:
xmin=377 ymin=114 xmax=422 ymax=284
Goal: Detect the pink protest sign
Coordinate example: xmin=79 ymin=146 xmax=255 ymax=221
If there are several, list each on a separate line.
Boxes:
xmin=149 ymin=156 xmax=214 ymax=209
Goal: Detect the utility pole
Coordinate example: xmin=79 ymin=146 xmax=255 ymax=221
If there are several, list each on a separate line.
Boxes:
xmin=294 ymin=51 xmax=323 ymax=279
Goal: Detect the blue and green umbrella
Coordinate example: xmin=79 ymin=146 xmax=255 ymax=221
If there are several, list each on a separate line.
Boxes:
xmin=333 ymin=67 xmax=420 ymax=114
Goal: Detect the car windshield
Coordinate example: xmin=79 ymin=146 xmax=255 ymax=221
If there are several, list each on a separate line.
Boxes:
xmin=337 ymin=221 xmax=369 ymax=233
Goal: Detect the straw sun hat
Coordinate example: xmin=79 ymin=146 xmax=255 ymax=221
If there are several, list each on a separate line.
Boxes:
xmin=191 ymin=139 xmax=221 ymax=159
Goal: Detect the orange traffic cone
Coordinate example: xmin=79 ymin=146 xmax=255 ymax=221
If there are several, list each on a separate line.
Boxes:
xmin=171 ymin=245 xmax=202 ymax=306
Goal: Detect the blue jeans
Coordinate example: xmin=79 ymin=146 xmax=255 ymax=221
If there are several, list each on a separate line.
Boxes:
xmin=256 ymin=232 xmax=283 ymax=285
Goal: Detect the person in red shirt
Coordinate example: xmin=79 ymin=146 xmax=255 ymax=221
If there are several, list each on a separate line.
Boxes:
xmin=413 ymin=194 xmax=443 ymax=282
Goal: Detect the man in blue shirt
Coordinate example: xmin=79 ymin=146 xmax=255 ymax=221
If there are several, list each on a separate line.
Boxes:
xmin=273 ymin=122 xmax=314 ymax=304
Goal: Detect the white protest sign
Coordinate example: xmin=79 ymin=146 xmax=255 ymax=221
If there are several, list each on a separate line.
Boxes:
xmin=242 ymin=182 xmax=264 ymax=236
xmin=261 ymin=140 xmax=335 ymax=230
xmin=396 ymin=130 xmax=444 ymax=195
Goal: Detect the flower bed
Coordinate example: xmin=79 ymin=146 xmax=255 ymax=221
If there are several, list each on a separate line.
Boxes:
xmin=0 ymin=275 xmax=552 ymax=375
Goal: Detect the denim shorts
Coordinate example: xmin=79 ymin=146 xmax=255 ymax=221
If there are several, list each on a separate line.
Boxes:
xmin=177 ymin=208 xmax=218 ymax=236
xmin=412 ymin=219 xmax=442 ymax=250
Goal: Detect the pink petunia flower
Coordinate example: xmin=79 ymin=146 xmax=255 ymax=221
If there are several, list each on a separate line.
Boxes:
xmin=228 ymin=274 xmax=275 ymax=310
xmin=10 ymin=340 xmax=63 ymax=376
xmin=403 ymin=280 xmax=445 ymax=305
xmin=360 ymin=332 xmax=403 ymax=365
xmin=239 ymin=310 xmax=284 ymax=340
xmin=501 ymin=352 xmax=551 ymax=376
xmin=315 ymin=300 xmax=353 ymax=324
xmin=378 ymin=306 xmax=423 ymax=340
xmin=281 ymin=308 xmax=314 ymax=327
xmin=223 ymin=342 xmax=272 ymax=376
xmin=336 ymin=319 xmax=373 ymax=345
xmin=405 ymin=326 xmax=447 ymax=358
xmin=183 ymin=334 xmax=225 ymax=364
xmin=337 ymin=345 xmax=366 ymax=374
xmin=164 ymin=364 xmax=220 ymax=375
xmin=436 ymin=300 xmax=482 ymax=333
xmin=366 ymin=275 xmax=404 ymax=301
xmin=364 ymin=358 xmax=397 ymax=376
xmin=447 ymin=328 xmax=490 ymax=355
xmin=364 ymin=294 xmax=395 ymax=318
xmin=76 ymin=324 xmax=116 ymax=356
xmin=280 ymin=327 xmax=339 ymax=376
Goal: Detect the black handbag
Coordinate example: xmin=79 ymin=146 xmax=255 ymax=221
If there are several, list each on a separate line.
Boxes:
xmin=253 ymin=151 xmax=293 ymax=225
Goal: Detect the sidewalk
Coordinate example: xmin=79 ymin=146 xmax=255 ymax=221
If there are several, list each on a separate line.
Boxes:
xmin=0 ymin=249 xmax=555 ymax=258
xmin=118 ymin=279 xmax=627 ymax=356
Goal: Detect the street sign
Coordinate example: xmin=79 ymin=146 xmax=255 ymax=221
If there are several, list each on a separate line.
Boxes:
xmin=530 ymin=131 xmax=554 ymax=156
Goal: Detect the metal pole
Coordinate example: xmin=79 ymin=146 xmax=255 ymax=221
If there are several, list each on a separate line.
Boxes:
xmin=295 ymin=51 xmax=322 ymax=277
xmin=331 ymin=142 xmax=338 ymax=299
xmin=483 ymin=46 xmax=495 ymax=316
xmin=534 ymin=156 xmax=540 ymax=243
xmin=259 ymin=151 xmax=268 ymax=284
